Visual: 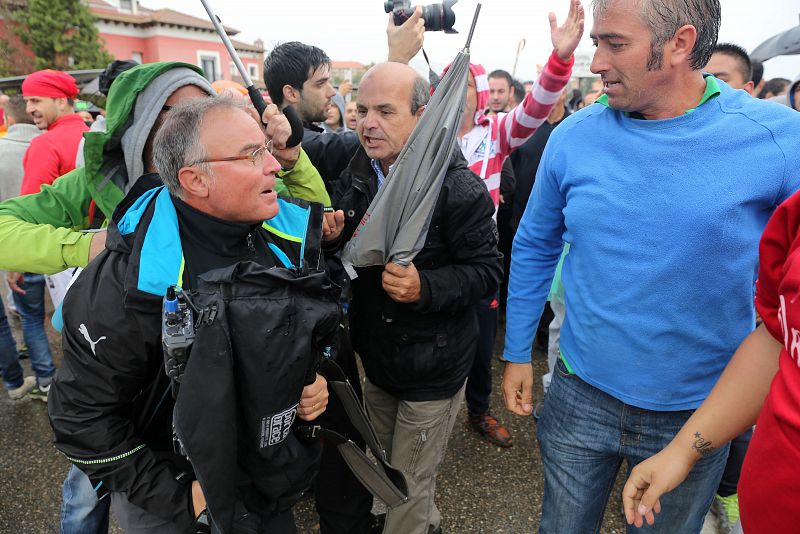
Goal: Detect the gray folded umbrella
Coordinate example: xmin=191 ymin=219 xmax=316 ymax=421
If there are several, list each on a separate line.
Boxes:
xmin=342 ymin=6 xmax=481 ymax=275
xmin=751 ymin=18 xmax=800 ymax=62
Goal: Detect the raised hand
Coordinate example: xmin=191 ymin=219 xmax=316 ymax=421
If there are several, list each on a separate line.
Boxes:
xmin=262 ymin=104 xmax=301 ymax=170
xmin=387 ymin=6 xmax=425 ymax=64
xmin=550 ymin=0 xmax=585 ymax=61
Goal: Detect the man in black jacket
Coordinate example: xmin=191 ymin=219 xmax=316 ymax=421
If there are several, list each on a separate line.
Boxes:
xmin=326 ymin=62 xmax=503 ymax=534
xmin=263 ymin=40 xmax=376 ymax=534
xmin=48 ymin=98 xmax=333 ymax=533
xmin=263 ymin=42 xmax=359 ymax=192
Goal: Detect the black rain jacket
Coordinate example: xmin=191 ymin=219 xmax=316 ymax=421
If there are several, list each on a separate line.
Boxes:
xmin=328 ymin=147 xmax=503 ymax=401
xmin=49 ymin=179 xmax=339 ymax=532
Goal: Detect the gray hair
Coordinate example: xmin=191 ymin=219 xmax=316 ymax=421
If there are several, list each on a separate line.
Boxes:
xmin=593 ymin=0 xmax=721 ymax=71
xmin=153 ymin=97 xmax=244 ymax=197
xmin=411 ymin=75 xmax=430 ymax=114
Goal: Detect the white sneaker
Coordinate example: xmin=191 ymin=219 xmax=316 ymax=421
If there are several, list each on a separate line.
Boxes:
xmin=8 ymin=376 xmax=36 ymax=400
xmin=29 ymin=383 xmax=50 ymax=403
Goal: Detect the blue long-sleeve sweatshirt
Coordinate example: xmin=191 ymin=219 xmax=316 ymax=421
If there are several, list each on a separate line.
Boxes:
xmin=504 ymin=78 xmax=800 ymax=410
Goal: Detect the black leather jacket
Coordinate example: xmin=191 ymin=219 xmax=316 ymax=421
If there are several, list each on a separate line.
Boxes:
xmin=329 ymin=147 xmax=503 ymax=401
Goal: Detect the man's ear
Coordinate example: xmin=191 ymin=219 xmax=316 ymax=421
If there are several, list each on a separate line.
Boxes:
xmin=414 ymin=105 xmax=426 ymax=119
xmin=743 ymin=80 xmax=755 ymax=96
xmin=57 ymin=97 xmax=71 ymax=113
xmin=667 ymin=24 xmax=698 ymax=68
xmin=177 ymin=166 xmax=211 ymax=199
xmin=282 ymin=84 xmax=299 ymax=105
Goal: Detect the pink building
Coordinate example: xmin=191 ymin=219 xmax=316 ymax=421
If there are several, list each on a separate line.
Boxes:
xmin=89 ymin=0 xmax=265 ymax=87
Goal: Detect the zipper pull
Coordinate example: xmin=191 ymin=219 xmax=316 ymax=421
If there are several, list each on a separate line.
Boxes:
xmin=247 ymin=232 xmax=255 ymax=255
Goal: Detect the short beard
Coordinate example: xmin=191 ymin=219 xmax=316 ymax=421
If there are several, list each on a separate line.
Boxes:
xmin=297 ymin=98 xmax=327 ymax=123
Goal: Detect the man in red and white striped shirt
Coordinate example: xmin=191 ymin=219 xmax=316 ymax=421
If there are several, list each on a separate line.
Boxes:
xmin=452 ymin=57 xmax=573 ymax=214
xmin=432 ymin=0 xmax=582 ymax=447
xmin=388 ymin=0 xmax=584 ymax=448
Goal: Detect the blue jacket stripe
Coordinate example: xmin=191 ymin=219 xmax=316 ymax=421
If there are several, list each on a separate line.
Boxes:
xmin=269 ymin=200 xmax=309 ymax=240
xmin=117 ymin=187 xmax=161 ymax=236
xmin=268 ymin=243 xmax=294 ymax=269
xmin=138 ymin=189 xmax=183 ymax=295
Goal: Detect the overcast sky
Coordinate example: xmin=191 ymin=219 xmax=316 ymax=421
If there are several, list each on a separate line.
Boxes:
xmin=164 ymin=0 xmax=800 ymax=82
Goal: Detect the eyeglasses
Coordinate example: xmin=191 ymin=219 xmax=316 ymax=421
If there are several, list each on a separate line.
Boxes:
xmin=191 ymin=140 xmax=274 ymax=168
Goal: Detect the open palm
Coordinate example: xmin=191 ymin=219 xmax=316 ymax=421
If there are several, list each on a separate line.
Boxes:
xmin=550 ymin=0 xmax=585 ymax=61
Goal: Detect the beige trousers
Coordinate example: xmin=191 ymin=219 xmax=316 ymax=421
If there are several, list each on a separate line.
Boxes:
xmin=364 ymin=378 xmax=466 ymax=534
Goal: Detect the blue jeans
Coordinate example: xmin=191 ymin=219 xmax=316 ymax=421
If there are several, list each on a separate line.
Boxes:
xmin=537 ymin=358 xmax=729 ymax=533
xmin=0 ymin=296 xmax=23 ymax=389
xmin=60 ymin=464 xmax=109 ymax=534
xmin=11 ymin=273 xmax=56 ymax=386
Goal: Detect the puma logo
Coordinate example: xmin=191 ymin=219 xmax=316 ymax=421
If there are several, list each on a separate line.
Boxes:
xmin=78 ymin=324 xmax=106 ymax=355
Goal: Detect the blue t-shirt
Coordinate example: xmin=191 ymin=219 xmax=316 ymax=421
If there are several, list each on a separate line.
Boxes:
xmin=504 ymin=78 xmax=800 ymax=410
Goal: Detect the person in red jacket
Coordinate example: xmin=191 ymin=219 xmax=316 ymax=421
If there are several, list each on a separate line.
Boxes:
xmin=20 ymin=69 xmax=89 ymax=195
xmin=622 ymin=189 xmax=800 ymax=533
xmin=6 ymin=70 xmax=89 ymax=403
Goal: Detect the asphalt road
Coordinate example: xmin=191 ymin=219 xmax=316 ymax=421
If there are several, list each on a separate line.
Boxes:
xmin=0 ymin=303 xmax=635 ymax=533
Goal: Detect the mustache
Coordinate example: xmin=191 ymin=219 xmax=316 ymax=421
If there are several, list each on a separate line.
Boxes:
xmin=362 ymin=129 xmax=386 ymax=140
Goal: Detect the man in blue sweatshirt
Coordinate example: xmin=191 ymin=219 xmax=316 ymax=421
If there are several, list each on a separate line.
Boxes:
xmin=501 ymin=0 xmax=800 ymax=532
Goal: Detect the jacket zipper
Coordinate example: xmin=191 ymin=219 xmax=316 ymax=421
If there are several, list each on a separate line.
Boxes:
xmin=247 ymin=232 xmax=256 ymax=257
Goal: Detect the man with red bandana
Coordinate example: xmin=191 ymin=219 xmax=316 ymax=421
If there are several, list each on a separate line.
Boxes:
xmin=20 ymin=69 xmax=89 ymax=195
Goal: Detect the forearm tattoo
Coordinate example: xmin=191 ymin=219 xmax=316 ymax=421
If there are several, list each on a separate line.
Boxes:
xmin=692 ymin=432 xmax=715 ymax=456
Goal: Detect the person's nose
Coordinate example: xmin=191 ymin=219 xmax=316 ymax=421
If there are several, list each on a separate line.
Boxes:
xmin=261 ymin=149 xmax=282 ymax=176
xmin=590 ymin=46 xmax=609 ymax=75
xmin=361 ymin=109 xmax=379 ymax=131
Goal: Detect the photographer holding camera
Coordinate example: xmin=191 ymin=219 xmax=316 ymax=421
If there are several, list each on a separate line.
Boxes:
xmin=388 ymin=0 xmax=583 ymax=451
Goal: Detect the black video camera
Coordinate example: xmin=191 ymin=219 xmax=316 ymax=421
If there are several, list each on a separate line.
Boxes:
xmin=384 ymin=0 xmax=457 ymax=33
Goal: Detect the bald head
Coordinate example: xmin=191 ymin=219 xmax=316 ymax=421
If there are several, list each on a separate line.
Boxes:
xmin=360 ymin=62 xmax=429 ymax=115
xmin=356 ymin=62 xmax=430 ymax=173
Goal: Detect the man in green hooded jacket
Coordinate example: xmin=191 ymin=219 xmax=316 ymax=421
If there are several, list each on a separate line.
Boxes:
xmin=0 ymin=62 xmax=329 ymax=275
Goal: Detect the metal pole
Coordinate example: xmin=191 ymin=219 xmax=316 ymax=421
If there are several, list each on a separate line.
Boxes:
xmin=199 ymin=0 xmax=253 ymax=87
xmin=198 ymin=0 xmax=303 ymax=146
xmin=512 ymin=39 xmax=526 ymax=78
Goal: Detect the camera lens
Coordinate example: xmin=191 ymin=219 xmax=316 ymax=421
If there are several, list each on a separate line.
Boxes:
xmin=389 ymin=0 xmax=457 ymax=33
xmin=421 ymin=0 xmax=457 ymax=33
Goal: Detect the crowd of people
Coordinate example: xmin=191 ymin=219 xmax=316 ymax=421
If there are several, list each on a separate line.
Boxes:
xmin=1 ymin=0 xmax=800 ymax=533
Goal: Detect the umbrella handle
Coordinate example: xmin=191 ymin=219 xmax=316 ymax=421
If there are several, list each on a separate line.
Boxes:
xmin=247 ymin=86 xmax=304 ymax=148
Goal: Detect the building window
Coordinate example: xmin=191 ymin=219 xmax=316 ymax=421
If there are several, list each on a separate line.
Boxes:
xmin=119 ymin=0 xmax=133 ymax=11
xmin=230 ymin=62 xmax=236 ymax=76
xmin=200 ymin=56 xmax=218 ymax=82
xmin=248 ymin=63 xmax=258 ymax=80
xmin=131 ymin=52 xmax=143 ymax=64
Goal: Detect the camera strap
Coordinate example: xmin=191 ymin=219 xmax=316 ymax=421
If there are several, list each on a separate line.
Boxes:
xmin=422 ymin=48 xmax=441 ymax=90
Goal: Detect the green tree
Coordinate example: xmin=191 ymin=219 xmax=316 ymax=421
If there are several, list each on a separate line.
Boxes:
xmin=12 ymin=0 xmax=113 ymax=71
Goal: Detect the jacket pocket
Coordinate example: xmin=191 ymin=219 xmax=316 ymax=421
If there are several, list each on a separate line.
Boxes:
xmin=383 ymin=326 xmax=448 ymax=382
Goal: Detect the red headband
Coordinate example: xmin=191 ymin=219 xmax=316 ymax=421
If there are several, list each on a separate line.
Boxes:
xmin=22 ymin=70 xmax=79 ymax=99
